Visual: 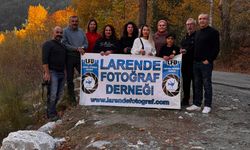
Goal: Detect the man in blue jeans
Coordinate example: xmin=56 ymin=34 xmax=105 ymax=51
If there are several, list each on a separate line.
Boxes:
xmin=186 ymin=13 xmax=220 ymax=113
xmin=42 ymin=26 xmax=67 ymax=121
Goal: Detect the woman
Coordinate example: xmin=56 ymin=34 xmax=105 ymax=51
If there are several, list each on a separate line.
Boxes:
xmin=159 ymin=33 xmax=180 ymax=61
xmin=93 ymin=24 xmax=119 ymax=55
xmin=131 ymin=25 xmax=156 ymax=56
xmin=86 ymin=19 xmax=101 ymax=53
xmin=153 ymin=20 xmax=168 ymax=56
xmin=119 ymin=21 xmax=138 ymax=54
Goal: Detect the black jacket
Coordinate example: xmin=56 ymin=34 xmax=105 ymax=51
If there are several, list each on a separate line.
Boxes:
xmin=194 ymin=26 xmax=220 ymax=62
xmin=181 ymin=32 xmax=196 ymax=64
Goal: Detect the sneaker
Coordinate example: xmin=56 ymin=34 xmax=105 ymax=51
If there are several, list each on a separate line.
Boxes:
xmin=202 ymin=106 xmax=211 ymax=114
xmin=186 ymin=105 xmax=201 ymax=111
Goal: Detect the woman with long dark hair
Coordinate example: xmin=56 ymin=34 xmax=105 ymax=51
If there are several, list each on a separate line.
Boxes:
xmin=93 ymin=24 xmax=119 ymax=55
xmin=86 ymin=19 xmax=101 ymax=53
xmin=119 ymin=21 xmax=138 ymax=54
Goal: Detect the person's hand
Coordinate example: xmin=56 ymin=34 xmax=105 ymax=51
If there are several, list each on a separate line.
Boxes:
xmin=163 ymin=56 xmax=170 ymax=61
xmin=100 ymin=51 xmax=105 ymax=56
xmin=148 ymin=52 xmax=153 ymax=56
xmin=123 ymin=48 xmax=128 ymax=53
xmin=140 ymin=49 xmax=145 ymax=55
xmin=77 ymin=47 xmax=85 ymax=55
xmin=105 ymin=50 xmax=112 ymax=56
xmin=169 ymin=54 xmax=175 ymax=59
xmin=180 ymin=48 xmax=186 ymax=54
xmin=202 ymin=60 xmax=209 ymax=64
xmin=43 ymin=71 xmax=50 ymax=81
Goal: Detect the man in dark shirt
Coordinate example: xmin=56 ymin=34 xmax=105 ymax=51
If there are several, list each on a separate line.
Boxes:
xmin=180 ymin=18 xmax=196 ymax=106
xmin=186 ymin=14 xmax=220 ymax=113
xmin=42 ymin=26 xmax=67 ymax=121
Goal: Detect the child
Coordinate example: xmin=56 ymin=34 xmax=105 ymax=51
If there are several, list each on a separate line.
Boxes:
xmin=159 ymin=33 xmax=180 ymax=61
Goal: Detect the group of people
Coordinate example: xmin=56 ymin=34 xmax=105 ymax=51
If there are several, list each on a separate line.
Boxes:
xmin=42 ymin=13 xmax=219 ymax=121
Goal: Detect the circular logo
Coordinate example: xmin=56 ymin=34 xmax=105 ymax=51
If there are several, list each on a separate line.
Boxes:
xmin=162 ymin=74 xmax=180 ymax=97
xmin=82 ymin=73 xmax=98 ymax=94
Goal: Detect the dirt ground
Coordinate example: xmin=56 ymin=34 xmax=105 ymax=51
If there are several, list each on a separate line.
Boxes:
xmin=52 ymin=81 xmax=250 ymax=150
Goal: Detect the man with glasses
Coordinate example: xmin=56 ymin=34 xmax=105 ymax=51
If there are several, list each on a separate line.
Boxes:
xmin=180 ymin=18 xmax=197 ymax=106
xmin=62 ymin=16 xmax=88 ymax=106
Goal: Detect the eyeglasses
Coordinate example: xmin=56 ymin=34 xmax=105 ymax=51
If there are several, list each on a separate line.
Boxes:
xmin=56 ymin=31 xmax=63 ymax=34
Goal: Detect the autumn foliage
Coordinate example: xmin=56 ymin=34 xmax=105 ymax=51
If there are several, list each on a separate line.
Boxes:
xmin=0 ymin=5 xmax=76 ymax=140
xmin=0 ymin=33 xmax=4 ymax=44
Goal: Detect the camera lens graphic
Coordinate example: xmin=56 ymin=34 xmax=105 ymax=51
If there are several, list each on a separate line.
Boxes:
xmin=162 ymin=74 xmax=180 ymax=97
xmin=82 ymin=73 xmax=98 ymax=94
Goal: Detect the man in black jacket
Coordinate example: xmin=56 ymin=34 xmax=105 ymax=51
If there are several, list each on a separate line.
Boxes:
xmin=186 ymin=14 xmax=220 ymax=113
xmin=42 ymin=26 xmax=67 ymax=121
xmin=180 ymin=18 xmax=196 ymax=106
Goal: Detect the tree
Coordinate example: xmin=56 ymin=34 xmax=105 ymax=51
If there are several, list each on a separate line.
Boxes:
xmin=218 ymin=0 xmax=232 ymax=56
xmin=138 ymin=0 xmax=147 ymax=27
xmin=209 ymin=0 xmax=214 ymax=26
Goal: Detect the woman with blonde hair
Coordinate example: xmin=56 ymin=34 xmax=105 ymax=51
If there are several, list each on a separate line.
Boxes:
xmin=131 ymin=25 xmax=156 ymax=56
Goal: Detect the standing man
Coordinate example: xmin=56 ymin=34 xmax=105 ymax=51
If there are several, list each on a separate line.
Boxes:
xmin=42 ymin=26 xmax=66 ymax=121
xmin=153 ymin=20 xmax=168 ymax=56
xmin=180 ymin=18 xmax=196 ymax=106
xmin=62 ymin=16 xmax=88 ymax=106
xmin=186 ymin=13 xmax=220 ymax=113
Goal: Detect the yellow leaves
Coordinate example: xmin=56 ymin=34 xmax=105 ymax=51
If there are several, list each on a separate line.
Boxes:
xmin=0 ymin=34 xmax=5 ymax=44
xmin=26 ymin=5 xmax=48 ymax=32
xmin=15 ymin=29 xmax=26 ymax=39
xmin=50 ymin=7 xmax=76 ymax=26
xmin=13 ymin=5 xmax=75 ymax=41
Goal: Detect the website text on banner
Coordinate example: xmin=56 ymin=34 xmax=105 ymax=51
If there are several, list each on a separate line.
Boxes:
xmin=80 ymin=54 xmax=182 ymax=109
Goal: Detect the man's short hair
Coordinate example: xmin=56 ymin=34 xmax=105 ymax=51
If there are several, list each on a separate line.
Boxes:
xmin=69 ymin=15 xmax=78 ymax=20
xmin=198 ymin=13 xmax=209 ymax=19
xmin=186 ymin=18 xmax=196 ymax=24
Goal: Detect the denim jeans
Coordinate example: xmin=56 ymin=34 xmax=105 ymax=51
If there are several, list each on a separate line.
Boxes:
xmin=47 ymin=70 xmax=65 ymax=118
xmin=193 ymin=61 xmax=213 ymax=107
xmin=66 ymin=56 xmax=80 ymax=103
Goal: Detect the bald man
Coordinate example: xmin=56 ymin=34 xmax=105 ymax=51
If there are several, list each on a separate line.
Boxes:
xmin=42 ymin=26 xmax=67 ymax=121
xmin=186 ymin=14 xmax=220 ymax=113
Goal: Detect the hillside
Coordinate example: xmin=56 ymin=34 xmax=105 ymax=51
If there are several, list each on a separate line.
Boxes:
xmin=0 ymin=0 xmax=71 ymax=31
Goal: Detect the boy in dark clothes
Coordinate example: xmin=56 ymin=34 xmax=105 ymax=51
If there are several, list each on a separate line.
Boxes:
xmin=159 ymin=33 xmax=180 ymax=61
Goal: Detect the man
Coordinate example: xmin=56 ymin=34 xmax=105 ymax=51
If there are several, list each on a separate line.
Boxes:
xmin=153 ymin=20 xmax=168 ymax=56
xmin=180 ymin=18 xmax=196 ymax=106
xmin=186 ymin=14 xmax=220 ymax=113
xmin=62 ymin=16 xmax=88 ymax=105
xmin=42 ymin=26 xmax=66 ymax=121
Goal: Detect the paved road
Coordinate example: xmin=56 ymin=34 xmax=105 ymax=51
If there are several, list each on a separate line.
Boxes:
xmin=213 ymin=71 xmax=250 ymax=91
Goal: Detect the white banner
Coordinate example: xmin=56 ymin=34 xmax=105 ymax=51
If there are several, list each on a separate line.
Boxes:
xmin=80 ymin=54 xmax=182 ymax=109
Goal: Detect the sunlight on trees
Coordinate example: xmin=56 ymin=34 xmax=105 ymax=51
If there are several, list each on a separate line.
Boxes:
xmin=0 ymin=33 xmax=5 ymax=44
xmin=50 ymin=7 xmax=76 ymax=27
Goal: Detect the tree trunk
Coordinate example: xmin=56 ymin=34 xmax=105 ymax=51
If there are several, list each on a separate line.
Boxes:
xmin=219 ymin=0 xmax=232 ymax=57
xmin=209 ymin=0 xmax=214 ymax=26
xmin=138 ymin=0 xmax=147 ymax=27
